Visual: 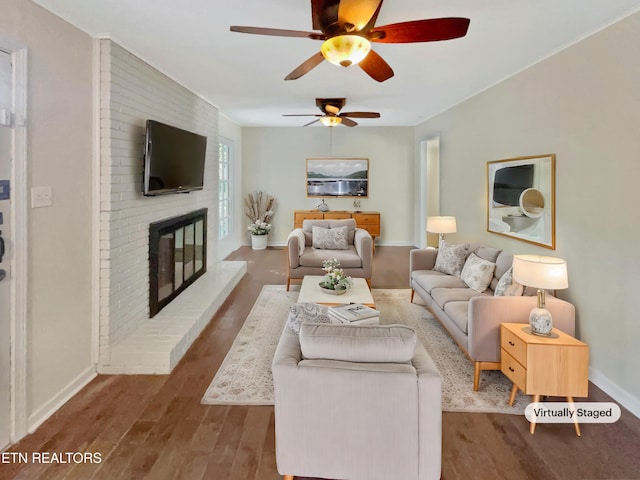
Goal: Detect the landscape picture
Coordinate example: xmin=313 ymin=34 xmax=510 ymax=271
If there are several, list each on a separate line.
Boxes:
xmin=306 ymin=158 xmax=369 ymax=198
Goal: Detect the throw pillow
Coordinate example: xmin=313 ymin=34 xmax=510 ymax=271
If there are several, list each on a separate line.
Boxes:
xmin=434 ymin=241 xmax=470 ymax=277
xmin=312 ymin=225 xmax=348 ymax=250
xmin=461 ymin=252 xmax=496 ymax=293
xmin=494 ymin=266 xmax=525 ymax=296
xmin=287 ymin=302 xmax=334 ymax=335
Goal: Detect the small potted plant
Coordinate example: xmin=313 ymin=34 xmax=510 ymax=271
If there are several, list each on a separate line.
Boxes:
xmin=244 ymin=191 xmax=276 ymax=250
xmin=247 ymin=220 xmax=271 ymax=250
xmin=319 ymin=259 xmax=353 ymax=295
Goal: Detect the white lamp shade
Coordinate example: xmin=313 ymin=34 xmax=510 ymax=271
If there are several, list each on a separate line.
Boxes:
xmin=426 ymin=216 xmax=457 ymax=234
xmin=512 ymin=255 xmax=568 ymax=290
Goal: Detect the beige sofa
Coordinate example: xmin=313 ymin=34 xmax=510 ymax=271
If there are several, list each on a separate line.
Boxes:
xmin=286 ymin=218 xmax=373 ymax=291
xmin=410 ymin=243 xmax=576 ymax=391
xmin=273 ymin=322 xmax=442 ymax=480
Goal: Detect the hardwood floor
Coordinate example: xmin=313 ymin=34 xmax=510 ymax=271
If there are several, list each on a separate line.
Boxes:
xmin=2 ymin=246 xmax=640 ymax=480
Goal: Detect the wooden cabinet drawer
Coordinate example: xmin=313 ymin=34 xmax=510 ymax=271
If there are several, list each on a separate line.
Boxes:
xmin=501 ymin=349 xmax=526 ymax=390
xmin=294 ymin=212 xmax=324 ymax=224
xmin=323 ymin=212 xmax=352 ymax=220
xmin=359 ymin=224 xmax=380 ymax=236
xmin=501 ymin=324 xmax=527 ymax=366
xmin=352 ymin=213 xmax=378 ymax=225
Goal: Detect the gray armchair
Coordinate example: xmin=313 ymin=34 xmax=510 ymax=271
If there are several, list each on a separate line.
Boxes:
xmin=286 ymin=219 xmax=373 ymax=291
xmin=272 ymin=322 xmax=442 ymax=480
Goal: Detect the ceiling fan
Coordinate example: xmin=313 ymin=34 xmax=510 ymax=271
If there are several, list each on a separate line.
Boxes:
xmin=284 ymin=98 xmax=380 ymax=127
xmin=230 ymin=0 xmax=470 ymax=83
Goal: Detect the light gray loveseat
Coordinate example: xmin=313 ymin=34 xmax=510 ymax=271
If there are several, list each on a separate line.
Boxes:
xmin=286 ymin=218 xmax=373 ymax=291
xmin=410 ymin=242 xmax=576 ymax=391
xmin=272 ymin=321 xmax=442 ymax=480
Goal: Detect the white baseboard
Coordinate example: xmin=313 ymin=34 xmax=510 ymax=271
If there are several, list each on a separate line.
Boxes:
xmin=27 ymin=365 xmax=97 ymax=434
xmin=589 ymin=366 xmax=640 ymax=419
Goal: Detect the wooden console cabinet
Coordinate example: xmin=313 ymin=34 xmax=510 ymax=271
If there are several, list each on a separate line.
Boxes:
xmin=500 ymin=323 xmax=589 ymax=435
xmin=293 ymin=210 xmax=380 ymax=246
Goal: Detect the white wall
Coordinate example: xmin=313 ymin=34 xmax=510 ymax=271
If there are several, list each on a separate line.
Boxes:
xmin=1 ymin=0 xmax=94 ymax=424
xmin=98 ymin=40 xmax=219 ymax=366
xmin=415 ymin=12 xmax=640 ymax=414
xmin=241 ymin=127 xmax=415 ymax=245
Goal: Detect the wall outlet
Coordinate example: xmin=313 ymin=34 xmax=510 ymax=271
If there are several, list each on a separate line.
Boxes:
xmin=31 ymin=186 xmax=53 ymax=208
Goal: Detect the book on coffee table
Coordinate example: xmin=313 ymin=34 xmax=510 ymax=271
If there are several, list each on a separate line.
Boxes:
xmin=328 ymin=303 xmax=380 ymax=323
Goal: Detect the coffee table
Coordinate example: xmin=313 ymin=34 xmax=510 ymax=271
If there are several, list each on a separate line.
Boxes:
xmin=297 ymin=275 xmax=375 ymax=308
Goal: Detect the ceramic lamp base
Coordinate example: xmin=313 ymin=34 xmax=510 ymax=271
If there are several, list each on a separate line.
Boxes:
xmin=529 ymin=307 xmax=553 ymax=336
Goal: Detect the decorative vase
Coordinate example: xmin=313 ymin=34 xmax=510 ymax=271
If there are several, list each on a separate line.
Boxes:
xmin=251 ymin=234 xmax=268 ymax=250
xmin=319 ymin=283 xmax=347 ymax=295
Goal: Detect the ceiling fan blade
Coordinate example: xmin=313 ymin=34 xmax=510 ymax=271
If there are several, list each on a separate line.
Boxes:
xmin=340 ymin=111 xmax=380 ymax=118
xmin=325 ymin=104 xmax=341 ymax=115
xmin=338 ymin=0 xmax=383 ymax=31
xmin=230 ymin=26 xmax=321 ymax=39
xmin=341 ymin=117 xmax=358 ymax=127
xmin=370 ymin=18 xmax=470 ymax=43
xmin=283 ymin=114 xmax=323 ymax=117
xmin=303 ymin=119 xmax=321 ymax=127
xmin=285 ymin=52 xmax=326 ymax=80
xmin=312 ymin=0 xmax=340 ymax=31
xmin=358 ymin=50 xmax=394 ymax=82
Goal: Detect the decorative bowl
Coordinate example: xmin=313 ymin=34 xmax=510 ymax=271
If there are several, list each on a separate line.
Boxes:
xmin=319 ymin=283 xmax=347 ymax=295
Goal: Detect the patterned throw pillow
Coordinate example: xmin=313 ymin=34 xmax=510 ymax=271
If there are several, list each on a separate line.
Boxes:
xmin=312 ymin=226 xmax=348 ymax=250
xmin=494 ymin=266 xmax=525 ymax=296
xmin=461 ymin=253 xmax=496 ymax=292
xmin=434 ymin=241 xmax=470 ymax=277
xmin=287 ymin=302 xmax=334 ymax=335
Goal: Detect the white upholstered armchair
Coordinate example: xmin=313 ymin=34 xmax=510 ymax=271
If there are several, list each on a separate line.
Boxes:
xmin=272 ymin=322 xmax=442 ymax=480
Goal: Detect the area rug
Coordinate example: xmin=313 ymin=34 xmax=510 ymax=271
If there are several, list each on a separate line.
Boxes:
xmin=201 ymin=285 xmax=529 ymax=414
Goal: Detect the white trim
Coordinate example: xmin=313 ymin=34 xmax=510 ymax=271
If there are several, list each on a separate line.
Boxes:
xmin=27 ymin=366 xmax=97 ymax=434
xmin=9 ymin=47 xmax=28 ymax=444
xmin=91 ymin=39 xmax=101 ymax=365
xmin=589 ymin=367 xmax=640 ymax=419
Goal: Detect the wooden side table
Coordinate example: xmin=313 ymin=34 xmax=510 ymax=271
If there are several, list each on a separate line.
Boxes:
xmin=500 ymin=323 xmax=589 ymax=435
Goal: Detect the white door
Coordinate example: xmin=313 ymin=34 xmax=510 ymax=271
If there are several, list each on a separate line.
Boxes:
xmin=0 ymin=48 xmax=13 ymax=449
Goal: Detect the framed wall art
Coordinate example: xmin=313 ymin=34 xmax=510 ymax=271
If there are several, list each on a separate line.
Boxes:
xmin=306 ymin=158 xmax=369 ymax=198
xmin=487 ymin=154 xmax=556 ymax=249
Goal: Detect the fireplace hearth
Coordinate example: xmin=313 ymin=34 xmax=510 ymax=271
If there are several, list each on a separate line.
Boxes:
xmin=149 ymin=208 xmax=207 ymax=317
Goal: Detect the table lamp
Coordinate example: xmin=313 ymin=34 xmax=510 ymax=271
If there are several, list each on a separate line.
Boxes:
xmin=512 ymin=255 xmax=568 ymax=336
xmin=426 ymin=216 xmax=457 ymax=247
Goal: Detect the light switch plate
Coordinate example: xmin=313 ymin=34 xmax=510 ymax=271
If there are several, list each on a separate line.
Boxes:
xmin=31 ymin=186 xmax=53 ymax=208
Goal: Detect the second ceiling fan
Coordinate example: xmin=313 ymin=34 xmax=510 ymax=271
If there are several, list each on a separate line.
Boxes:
xmin=284 ymin=98 xmax=380 ymax=127
xmin=230 ymin=0 xmax=470 ymax=82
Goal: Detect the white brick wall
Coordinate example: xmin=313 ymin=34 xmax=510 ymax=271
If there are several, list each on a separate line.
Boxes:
xmin=98 ymin=40 xmax=219 ymax=366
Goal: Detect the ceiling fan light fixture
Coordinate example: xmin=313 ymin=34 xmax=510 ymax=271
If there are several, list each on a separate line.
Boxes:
xmin=319 ymin=116 xmax=342 ymax=127
xmin=320 ymin=35 xmax=371 ymax=67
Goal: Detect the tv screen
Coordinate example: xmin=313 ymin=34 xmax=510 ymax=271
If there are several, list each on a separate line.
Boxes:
xmin=492 ymin=164 xmax=534 ymax=206
xmin=143 ymin=120 xmax=207 ymax=196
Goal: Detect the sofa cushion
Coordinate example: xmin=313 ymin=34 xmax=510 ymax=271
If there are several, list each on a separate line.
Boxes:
xmin=461 ymin=253 xmax=496 ymax=293
xmin=303 ymin=219 xmax=356 ymax=244
xmin=312 ymin=225 xmax=348 ymax=250
xmin=287 ymin=302 xmax=335 ymax=335
xmin=494 ymin=267 xmax=525 ymax=296
xmin=412 ymin=270 xmax=467 ymax=293
xmin=471 ymin=245 xmax=502 ymax=263
xmin=299 ymin=323 xmax=417 ymax=363
xmin=434 ymin=241 xmax=470 ymax=277
xmin=443 ymin=301 xmax=471 ymax=334
xmin=494 ymin=251 xmax=514 ymax=282
xmin=431 ymin=287 xmax=486 ymax=310
xmin=299 ymin=246 xmax=362 ymax=268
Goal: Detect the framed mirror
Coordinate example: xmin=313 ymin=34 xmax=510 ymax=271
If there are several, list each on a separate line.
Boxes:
xmin=487 ymin=154 xmax=556 ymax=249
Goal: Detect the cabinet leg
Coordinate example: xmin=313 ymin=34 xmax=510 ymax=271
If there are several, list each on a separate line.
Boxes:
xmin=530 ymin=394 xmax=541 ymax=434
xmin=567 ymin=396 xmax=581 ymax=437
xmin=508 ymin=384 xmax=519 ymax=406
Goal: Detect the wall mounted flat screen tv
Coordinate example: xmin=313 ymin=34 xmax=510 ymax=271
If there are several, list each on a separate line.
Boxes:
xmin=143 ymin=120 xmax=207 ymax=196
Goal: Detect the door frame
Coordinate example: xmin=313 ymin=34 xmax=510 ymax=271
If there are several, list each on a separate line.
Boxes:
xmin=0 ymin=41 xmax=29 ymax=444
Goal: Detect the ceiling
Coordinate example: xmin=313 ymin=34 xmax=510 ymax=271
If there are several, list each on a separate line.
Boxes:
xmin=32 ymin=0 xmax=640 ymax=127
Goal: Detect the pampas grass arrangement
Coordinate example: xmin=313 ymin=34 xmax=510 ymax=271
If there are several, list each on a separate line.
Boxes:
xmin=244 ymin=191 xmax=276 ymax=224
